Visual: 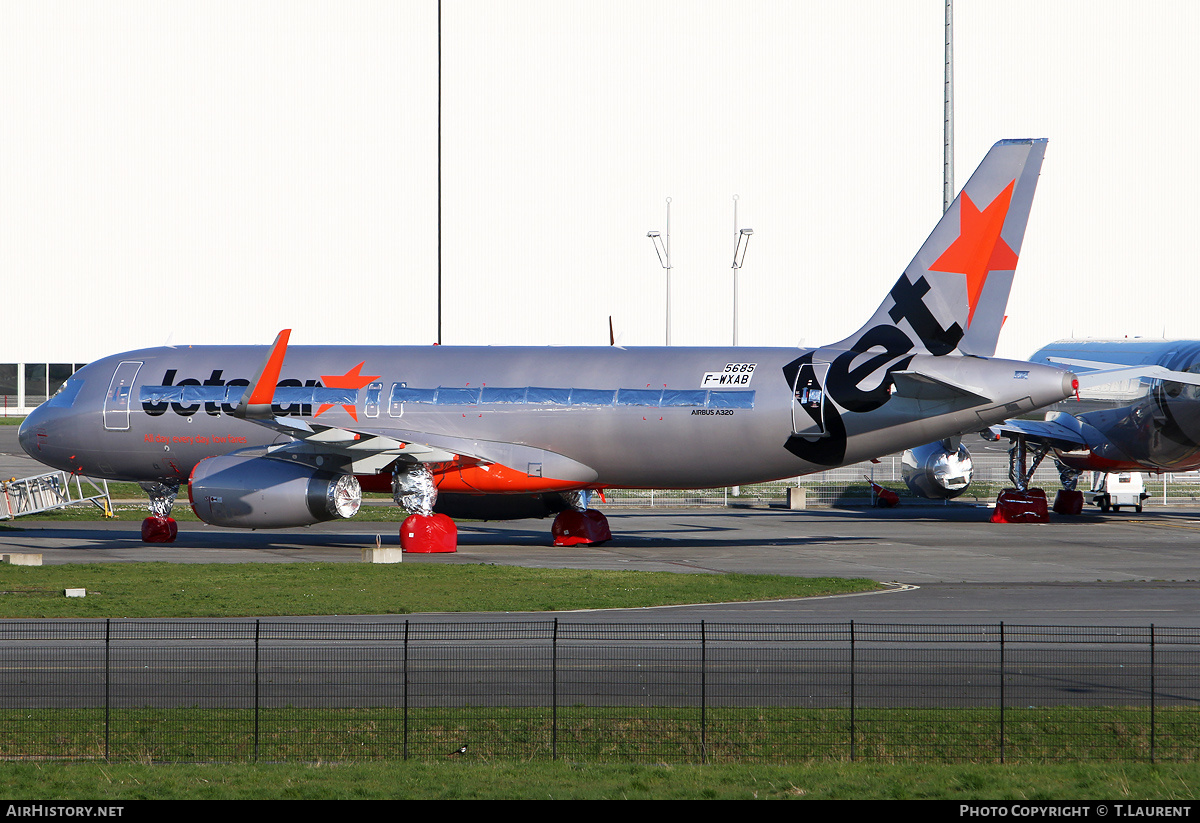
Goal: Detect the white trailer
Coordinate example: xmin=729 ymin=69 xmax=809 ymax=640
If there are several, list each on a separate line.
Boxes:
xmin=1083 ymin=471 xmax=1150 ymax=513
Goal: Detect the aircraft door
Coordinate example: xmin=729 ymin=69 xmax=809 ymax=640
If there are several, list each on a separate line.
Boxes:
xmin=364 ymin=382 xmax=383 ymax=418
xmin=791 ymin=361 xmax=829 ymax=437
xmin=104 ymin=361 xmax=143 ymax=431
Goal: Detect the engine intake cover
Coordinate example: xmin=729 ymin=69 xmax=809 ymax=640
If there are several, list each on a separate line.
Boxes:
xmin=902 ymin=442 xmax=974 ymax=500
xmin=189 ymin=454 xmax=361 ymax=529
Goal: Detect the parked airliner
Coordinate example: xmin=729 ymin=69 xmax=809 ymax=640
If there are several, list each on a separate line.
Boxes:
xmin=19 ymin=139 xmax=1074 ymax=549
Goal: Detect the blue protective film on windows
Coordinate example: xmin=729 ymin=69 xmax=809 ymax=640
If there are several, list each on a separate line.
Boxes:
xmin=569 ymin=388 xmax=617 ymax=406
xmin=481 ymin=386 xmax=528 ymax=404
xmin=391 ymin=385 xmax=437 ymax=404
xmin=616 ymin=388 xmax=664 ymax=406
xmin=526 ymin=387 xmax=572 ymax=405
xmin=367 ymin=384 xmax=754 ymax=412
xmin=707 ymin=390 xmax=755 ymax=409
xmin=435 ymin=387 xmax=481 ymax=405
xmin=661 ymin=389 xmax=709 ymax=407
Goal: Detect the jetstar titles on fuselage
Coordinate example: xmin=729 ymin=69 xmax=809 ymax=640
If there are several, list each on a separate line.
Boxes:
xmin=140 ymin=369 xmax=359 ymax=419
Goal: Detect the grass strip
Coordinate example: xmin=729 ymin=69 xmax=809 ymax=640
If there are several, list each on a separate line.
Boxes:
xmin=0 ymin=563 xmax=881 ymax=617
xmin=2 ymin=706 xmax=1196 ymax=765
xmin=0 ymin=760 xmax=1197 ymax=800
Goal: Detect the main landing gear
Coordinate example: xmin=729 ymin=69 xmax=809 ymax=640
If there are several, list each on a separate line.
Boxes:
xmin=393 ymin=464 xmax=457 ymax=553
xmin=140 ymin=480 xmax=180 ymax=543
xmin=991 ymin=437 xmax=1083 ymax=522
xmin=550 ymin=490 xmax=612 ymax=546
xmin=391 ymin=466 xmax=612 ymax=552
xmin=1051 ymin=459 xmax=1085 ymax=515
xmin=991 ymin=437 xmax=1050 ymax=523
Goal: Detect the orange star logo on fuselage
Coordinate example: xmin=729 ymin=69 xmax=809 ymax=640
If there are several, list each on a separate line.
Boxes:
xmin=315 ymin=362 xmax=381 ymax=421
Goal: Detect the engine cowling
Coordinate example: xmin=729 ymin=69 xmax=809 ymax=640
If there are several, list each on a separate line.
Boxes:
xmin=901 ymin=441 xmax=974 ymax=500
xmin=189 ymin=454 xmax=362 ymax=528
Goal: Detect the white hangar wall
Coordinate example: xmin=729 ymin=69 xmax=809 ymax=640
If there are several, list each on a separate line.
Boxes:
xmin=3 ymin=2 xmax=1199 ymax=412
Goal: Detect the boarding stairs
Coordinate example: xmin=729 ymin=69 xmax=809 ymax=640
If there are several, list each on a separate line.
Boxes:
xmin=0 ymin=471 xmax=112 ymax=520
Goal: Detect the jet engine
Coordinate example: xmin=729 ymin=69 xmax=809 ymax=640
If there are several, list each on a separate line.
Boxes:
xmin=189 ymin=454 xmax=362 ymax=528
xmin=901 ymin=441 xmax=974 ymax=500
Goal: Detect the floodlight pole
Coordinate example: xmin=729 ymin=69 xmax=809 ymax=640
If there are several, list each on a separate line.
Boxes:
xmin=437 ymin=0 xmax=443 ymax=344
xmin=731 ymin=196 xmax=753 ymax=346
xmin=647 ymin=197 xmax=673 ymax=345
xmin=944 ymin=0 xmax=954 ymax=213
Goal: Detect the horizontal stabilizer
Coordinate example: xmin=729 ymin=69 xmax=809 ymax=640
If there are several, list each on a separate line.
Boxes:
xmin=890 ymin=370 xmax=990 ymax=404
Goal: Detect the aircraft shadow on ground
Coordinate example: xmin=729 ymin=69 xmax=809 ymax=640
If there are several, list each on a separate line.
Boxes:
xmin=8 ymin=522 xmax=881 ymax=552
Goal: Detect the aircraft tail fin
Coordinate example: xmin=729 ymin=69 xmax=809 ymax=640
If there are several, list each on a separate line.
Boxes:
xmin=833 ymin=138 xmax=1047 ymax=358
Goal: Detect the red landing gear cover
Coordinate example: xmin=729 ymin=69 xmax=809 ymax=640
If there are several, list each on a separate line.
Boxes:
xmin=1052 ymin=489 xmax=1084 ymax=515
xmin=141 ymin=516 xmax=178 ymax=543
xmin=552 ymin=509 xmax=612 ymax=546
xmin=400 ymin=513 xmax=458 ymax=553
xmin=991 ymin=489 xmax=1049 ymax=523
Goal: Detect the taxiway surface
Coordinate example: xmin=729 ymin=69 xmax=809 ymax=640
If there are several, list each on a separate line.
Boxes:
xmin=3 ymin=421 xmax=1198 ymax=626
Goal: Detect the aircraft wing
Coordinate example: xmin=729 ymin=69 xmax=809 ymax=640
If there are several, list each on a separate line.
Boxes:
xmin=988 ymin=416 xmax=1090 ymax=450
xmin=252 ymin=413 xmax=599 ymax=483
xmin=241 ymin=412 xmax=454 ymax=473
xmin=230 ymin=330 xmax=598 ymax=483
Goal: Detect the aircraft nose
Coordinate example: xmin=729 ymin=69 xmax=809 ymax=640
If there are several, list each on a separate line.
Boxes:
xmin=17 ymin=403 xmax=64 ymax=465
xmin=16 ymin=409 xmax=41 ymax=459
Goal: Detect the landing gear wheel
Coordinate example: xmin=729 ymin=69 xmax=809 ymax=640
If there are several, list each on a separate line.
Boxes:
xmin=1099 ymin=498 xmax=1111 ymax=512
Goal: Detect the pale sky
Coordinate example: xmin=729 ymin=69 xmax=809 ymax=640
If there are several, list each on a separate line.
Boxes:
xmin=2 ymin=1 xmax=1197 ymax=363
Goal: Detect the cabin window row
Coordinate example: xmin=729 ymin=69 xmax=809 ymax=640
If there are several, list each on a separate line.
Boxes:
xmin=137 ymin=384 xmax=757 ymax=413
xmin=382 ymin=385 xmax=755 ymax=412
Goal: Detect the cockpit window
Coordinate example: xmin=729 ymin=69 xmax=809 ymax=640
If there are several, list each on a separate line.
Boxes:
xmin=45 ymin=377 xmax=84 ymax=409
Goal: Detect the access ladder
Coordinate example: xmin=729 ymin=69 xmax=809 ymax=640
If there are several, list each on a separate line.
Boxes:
xmin=0 ymin=471 xmax=112 ymax=520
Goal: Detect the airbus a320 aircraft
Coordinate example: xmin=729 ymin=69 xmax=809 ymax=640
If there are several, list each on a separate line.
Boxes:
xmin=987 ymin=338 xmax=1200 ymax=510
xmin=18 ymin=138 xmax=1076 ymax=550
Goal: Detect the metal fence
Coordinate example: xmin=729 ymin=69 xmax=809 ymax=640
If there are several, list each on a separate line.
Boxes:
xmin=0 ymin=620 xmax=1197 ymax=764
xmin=599 ymin=451 xmax=1200 ymax=508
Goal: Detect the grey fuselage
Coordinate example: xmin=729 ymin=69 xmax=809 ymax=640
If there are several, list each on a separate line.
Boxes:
xmin=21 ymin=342 xmax=1075 ymax=492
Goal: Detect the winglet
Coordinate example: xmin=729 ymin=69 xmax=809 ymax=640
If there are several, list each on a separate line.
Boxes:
xmin=234 ymin=329 xmax=292 ymax=420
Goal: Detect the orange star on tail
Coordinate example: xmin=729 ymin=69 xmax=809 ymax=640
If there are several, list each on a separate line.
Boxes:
xmin=928 ymin=180 xmax=1018 ymax=328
